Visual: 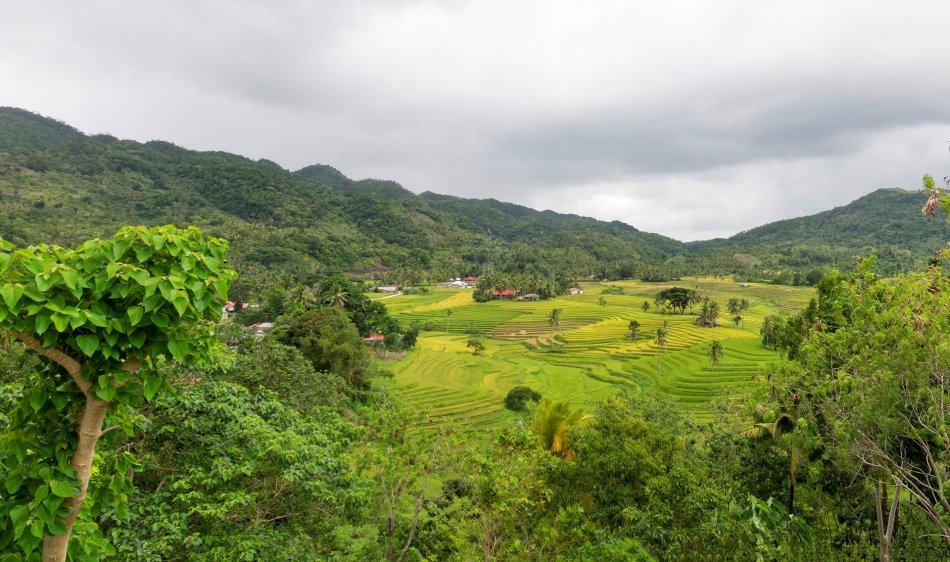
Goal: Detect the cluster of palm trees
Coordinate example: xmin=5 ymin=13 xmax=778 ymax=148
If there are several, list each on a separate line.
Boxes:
xmin=727 ymin=297 xmax=750 ymax=329
xmin=284 ymin=282 xmax=350 ymax=312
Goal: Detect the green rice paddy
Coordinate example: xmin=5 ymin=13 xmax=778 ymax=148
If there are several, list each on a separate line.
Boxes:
xmin=380 ymin=278 xmax=814 ymax=428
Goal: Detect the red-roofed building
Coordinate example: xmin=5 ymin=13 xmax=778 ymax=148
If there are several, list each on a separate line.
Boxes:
xmin=363 ymin=334 xmax=385 ymax=343
xmin=491 ymin=289 xmax=516 ymax=299
xmin=568 ymin=287 xmax=583 ymax=295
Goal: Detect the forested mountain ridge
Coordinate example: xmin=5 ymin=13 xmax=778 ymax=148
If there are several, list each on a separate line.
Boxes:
xmin=0 ymin=107 xmax=693 ymax=288
xmin=690 ymin=187 xmax=944 ymax=275
xmin=0 ymin=107 xmax=943 ymax=288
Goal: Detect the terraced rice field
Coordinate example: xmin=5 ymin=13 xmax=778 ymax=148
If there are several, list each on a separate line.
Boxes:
xmin=381 ymin=278 xmax=814 ymax=429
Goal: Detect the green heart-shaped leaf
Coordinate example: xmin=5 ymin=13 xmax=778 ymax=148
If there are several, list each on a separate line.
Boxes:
xmin=75 ymin=334 xmax=98 ymax=357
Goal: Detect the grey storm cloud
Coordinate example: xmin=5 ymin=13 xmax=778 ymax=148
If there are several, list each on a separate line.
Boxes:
xmin=2 ymin=0 xmax=949 ymax=241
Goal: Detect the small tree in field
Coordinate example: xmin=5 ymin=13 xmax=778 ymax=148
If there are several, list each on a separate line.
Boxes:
xmin=466 ymin=338 xmax=485 ymax=355
xmin=628 ymin=320 xmax=641 ymax=340
xmin=0 ymin=226 xmax=235 ymax=561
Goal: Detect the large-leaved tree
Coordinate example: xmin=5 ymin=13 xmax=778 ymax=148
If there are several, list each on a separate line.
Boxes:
xmin=0 ymin=225 xmax=235 ymax=561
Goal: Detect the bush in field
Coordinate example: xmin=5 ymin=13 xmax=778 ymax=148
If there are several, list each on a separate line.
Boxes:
xmin=504 ymin=386 xmax=542 ymax=411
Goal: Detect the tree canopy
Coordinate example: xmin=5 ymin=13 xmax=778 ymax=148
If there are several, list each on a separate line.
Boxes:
xmin=0 ymin=225 xmax=235 ymax=560
xmin=654 ymin=287 xmax=700 ymax=314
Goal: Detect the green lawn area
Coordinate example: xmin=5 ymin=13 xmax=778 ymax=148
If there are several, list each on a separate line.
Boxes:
xmin=379 ymin=278 xmax=814 ymax=429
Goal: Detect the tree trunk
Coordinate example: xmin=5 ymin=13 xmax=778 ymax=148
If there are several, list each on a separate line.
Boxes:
xmin=43 ymin=396 xmax=109 ymax=562
xmin=875 ymin=481 xmax=900 ymax=562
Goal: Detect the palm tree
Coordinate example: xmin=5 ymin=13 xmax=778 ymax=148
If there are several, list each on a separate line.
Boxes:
xmin=548 ymin=308 xmax=561 ymax=329
xmin=443 ymin=308 xmax=453 ymax=351
xmin=727 ymin=297 xmax=741 ymax=317
xmin=530 ymin=398 xmax=590 ymax=459
xmin=760 ymin=315 xmax=783 ymax=349
xmin=743 ymin=401 xmax=802 ymax=514
xmin=696 ymin=297 xmax=720 ymax=327
xmin=654 ymin=321 xmax=668 ymax=375
xmin=284 ymin=284 xmax=317 ymax=312
xmin=324 ymin=283 xmax=348 ymax=309
xmin=598 ymin=296 xmax=607 ymax=307
xmin=628 ymin=319 xmax=640 ymax=340
xmin=709 ymin=340 xmax=724 ymax=367
xmin=732 ymin=315 xmax=742 ymax=329
xmin=641 ymin=300 xmax=650 ymax=312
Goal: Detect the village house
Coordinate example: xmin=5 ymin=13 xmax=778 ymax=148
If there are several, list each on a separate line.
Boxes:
xmin=491 ymin=289 xmax=516 ymax=299
xmin=568 ymin=287 xmax=584 ymax=295
xmin=377 ymin=285 xmax=399 ymax=292
xmin=251 ymin=322 xmax=274 ymax=337
xmin=522 ymin=293 xmax=540 ymax=301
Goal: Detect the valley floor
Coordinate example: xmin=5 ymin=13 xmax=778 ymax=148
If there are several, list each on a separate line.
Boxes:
xmin=379 ymin=278 xmax=814 ymax=428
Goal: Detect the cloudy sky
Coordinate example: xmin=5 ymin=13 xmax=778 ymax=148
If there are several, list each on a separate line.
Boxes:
xmin=3 ymin=1 xmax=949 ymax=241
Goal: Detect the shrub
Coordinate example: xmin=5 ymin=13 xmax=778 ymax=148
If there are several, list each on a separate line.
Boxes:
xmin=504 ymin=386 xmax=542 ymax=411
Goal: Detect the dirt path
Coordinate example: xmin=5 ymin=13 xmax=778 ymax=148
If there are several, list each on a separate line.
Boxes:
xmin=370 ymin=291 xmax=403 ymax=301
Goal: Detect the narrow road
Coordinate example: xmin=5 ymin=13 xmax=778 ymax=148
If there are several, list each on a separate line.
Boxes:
xmin=370 ymin=291 xmax=403 ymax=301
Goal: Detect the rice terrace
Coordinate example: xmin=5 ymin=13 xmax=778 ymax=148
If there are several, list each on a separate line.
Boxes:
xmin=380 ymin=278 xmax=814 ymax=429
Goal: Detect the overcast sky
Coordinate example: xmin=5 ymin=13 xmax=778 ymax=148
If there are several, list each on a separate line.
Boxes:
xmin=3 ymin=1 xmax=949 ymax=241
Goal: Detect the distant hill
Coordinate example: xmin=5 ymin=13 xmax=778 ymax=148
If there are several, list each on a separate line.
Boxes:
xmin=690 ymin=188 xmax=946 ymax=275
xmin=732 ymin=188 xmax=943 ymax=249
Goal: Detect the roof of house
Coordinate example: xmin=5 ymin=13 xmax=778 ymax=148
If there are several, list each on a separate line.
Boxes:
xmin=363 ymin=334 xmax=385 ymax=342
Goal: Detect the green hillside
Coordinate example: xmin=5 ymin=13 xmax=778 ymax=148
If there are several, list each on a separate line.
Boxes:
xmin=0 ymin=107 xmax=689 ymax=288
xmin=1 ymin=107 xmax=944 ymax=289
xmin=692 ymin=188 xmax=945 ymax=275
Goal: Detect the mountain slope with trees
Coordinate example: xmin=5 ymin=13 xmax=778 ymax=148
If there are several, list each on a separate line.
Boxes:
xmin=0 ymin=107 xmax=943 ymax=290
xmin=691 ymin=188 xmax=943 ymax=276
xmin=0 ymin=108 xmax=690 ymax=290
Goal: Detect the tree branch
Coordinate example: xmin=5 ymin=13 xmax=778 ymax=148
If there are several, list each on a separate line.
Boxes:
xmin=886 ymin=482 xmax=900 ymax=542
xmin=14 ymin=331 xmax=88 ymax=395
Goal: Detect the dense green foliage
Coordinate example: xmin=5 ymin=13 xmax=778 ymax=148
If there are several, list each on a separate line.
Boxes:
xmin=4 ymin=109 xmax=950 ymax=561
xmin=106 ymin=381 xmax=366 ymax=561
xmin=0 ymin=226 xmax=234 ymax=560
xmin=1 ymin=107 xmax=945 ymax=298
xmin=274 ymin=307 xmax=376 ymax=397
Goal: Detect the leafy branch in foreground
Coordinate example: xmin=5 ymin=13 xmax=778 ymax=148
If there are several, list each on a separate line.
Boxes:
xmin=0 ymin=225 xmax=235 ymax=561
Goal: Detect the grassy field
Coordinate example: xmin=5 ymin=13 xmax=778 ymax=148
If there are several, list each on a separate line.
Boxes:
xmin=379 ymin=278 xmax=814 ymax=429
